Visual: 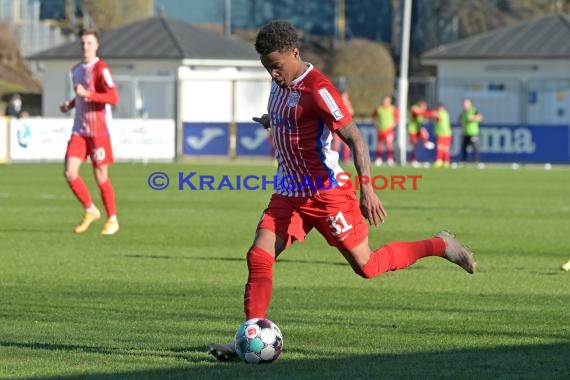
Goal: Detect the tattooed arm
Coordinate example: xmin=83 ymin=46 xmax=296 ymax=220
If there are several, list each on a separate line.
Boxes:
xmin=336 ymin=121 xmax=387 ymax=226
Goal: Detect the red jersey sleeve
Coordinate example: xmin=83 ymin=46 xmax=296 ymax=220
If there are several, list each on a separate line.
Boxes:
xmin=422 ymin=109 xmax=439 ymax=119
xmin=87 ymin=61 xmax=118 ymax=106
xmin=393 ymin=107 xmax=400 ymax=123
xmin=411 ymin=107 xmax=422 ymax=118
xmin=313 ymin=81 xmax=353 ymax=132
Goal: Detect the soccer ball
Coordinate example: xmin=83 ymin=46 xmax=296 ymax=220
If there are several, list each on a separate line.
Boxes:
xmin=234 ymin=318 xmax=283 ymax=364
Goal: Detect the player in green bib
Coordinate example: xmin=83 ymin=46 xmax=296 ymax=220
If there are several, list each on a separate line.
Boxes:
xmin=459 ymin=98 xmax=483 ymax=163
xmin=372 ymin=95 xmax=399 ymax=166
xmin=407 ymin=100 xmax=434 ymax=166
xmin=428 ymin=103 xmax=452 ymax=168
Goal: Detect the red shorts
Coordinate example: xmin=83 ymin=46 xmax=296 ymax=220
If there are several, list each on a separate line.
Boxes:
xmin=377 ymin=128 xmax=394 ymax=143
xmin=436 ymin=136 xmax=452 ymax=152
xmin=257 ymin=189 xmax=369 ymax=250
xmin=65 ymin=134 xmax=114 ymax=167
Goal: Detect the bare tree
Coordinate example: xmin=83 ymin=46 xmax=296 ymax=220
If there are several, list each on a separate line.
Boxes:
xmin=326 ymin=39 xmax=395 ymax=118
xmin=0 ymin=23 xmax=41 ymax=96
xmin=0 ymin=23 xmax=18 ymax=66
xmin=405 ymin=0 xmax=570 ymax=53
xmin=81 ymin=0 xmax=154 ymax=31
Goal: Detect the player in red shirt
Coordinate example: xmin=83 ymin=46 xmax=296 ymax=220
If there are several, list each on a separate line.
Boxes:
xmin=60 ymin=28 xmax=120 ymax=235
xmin=208 ymin=21 xmax=475 ymax=361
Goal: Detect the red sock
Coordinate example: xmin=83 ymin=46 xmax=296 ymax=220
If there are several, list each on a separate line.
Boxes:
xmin=436 ymin=150 xmax=444 ymax=161
xmin=387 ymin=149 xmax=394 ymax=160
xmin=361 ymin=238 xmax=446 ymax=278
xmin=68 ymin=177 xmax=93 ymax=209
xmin=244 ymin=246 xmax=274 ymax=320
xmin=98 ymin=180 xmax=116 ymax=218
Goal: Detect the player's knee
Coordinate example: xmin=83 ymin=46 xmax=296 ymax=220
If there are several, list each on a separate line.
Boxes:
xmin=95 ymin=175 xmax=108 ymax=185
xmin=64 ymin=169 xmax=78 ymax=182
xmin=94 ymin=170 xmax=108 ymax=184
xmin=357 ymin=267 xmax=374 ymax=279
xmin=351 ymin=263 xmax=374 ymax=279
xmin=247 ymin=246 xmax=274 ymax=266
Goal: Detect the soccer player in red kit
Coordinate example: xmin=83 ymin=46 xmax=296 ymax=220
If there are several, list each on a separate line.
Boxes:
xmin=208 ymin=21 xmax=475 ymax=361
xmin=60 ymin=28 xmax=119 ymax=235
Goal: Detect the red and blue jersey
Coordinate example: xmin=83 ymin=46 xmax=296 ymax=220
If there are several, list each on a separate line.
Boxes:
xmin=268 ymin=64 xmax=352 ymax=197
xmin=70 ymin=58 xmax=118 ymax=137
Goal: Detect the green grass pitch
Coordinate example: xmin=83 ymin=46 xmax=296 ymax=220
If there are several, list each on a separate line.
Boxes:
xmin=0 ymin=162 xmax=568 ymax=379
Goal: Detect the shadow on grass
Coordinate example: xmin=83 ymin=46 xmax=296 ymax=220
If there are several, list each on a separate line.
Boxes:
xmin=0 ymin=228 xmax=67 ymax=233
xmin=124 ymin=254 xmax=348 ymax=267
xmin=12 ymin=341 xmax=570 ymax=380
xmin=0 ymin=341 xmax=199 ymax=361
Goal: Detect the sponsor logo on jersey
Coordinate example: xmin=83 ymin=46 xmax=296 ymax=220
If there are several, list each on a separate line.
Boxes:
xmin=287 ymin=91 xmax=300 ymax=107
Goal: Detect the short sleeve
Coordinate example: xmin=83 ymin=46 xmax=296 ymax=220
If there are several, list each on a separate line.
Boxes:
xmin=101 ymin=67 xmax=115 ymax=88
xmin=313 ymin=83 xmax=353 ymax=131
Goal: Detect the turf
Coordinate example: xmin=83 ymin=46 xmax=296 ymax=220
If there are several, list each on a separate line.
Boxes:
xmin=0 ymin=162 xmax=568 ymax=379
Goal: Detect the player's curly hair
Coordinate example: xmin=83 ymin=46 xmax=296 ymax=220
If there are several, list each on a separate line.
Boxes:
xmin=255 ymin=21 xmax=300 ymax=55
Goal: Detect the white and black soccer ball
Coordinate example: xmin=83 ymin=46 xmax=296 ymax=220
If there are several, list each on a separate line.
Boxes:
xmin=234 ymin=318 xmax=283 ymax=364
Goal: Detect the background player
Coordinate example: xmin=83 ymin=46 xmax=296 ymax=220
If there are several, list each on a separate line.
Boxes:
xmin=60 ymin=28 xmax=120 ymax=235
xmin=423 ymin=102 xmax=452 ymax=168
xmin=407 ymin=100 xmax=435 ymax=167
xmin=460 ymin=98 xmax=483 ymax=164
xmin=372 ymin=95 xmax=399 ymax=166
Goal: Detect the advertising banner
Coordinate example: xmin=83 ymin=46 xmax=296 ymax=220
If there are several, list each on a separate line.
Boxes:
xmin=360 ymin=123 xmax=570 ymax=164
xmin=0 ymin=118 xmax=9 ymax=163
xmin=236 ymin=122 xmax=271 ymax=156
xmin=9 ymin=118 xmax=175 ymax=162
xmin=183 ymin=121 xmax=570 ymax=163
xmin=183 ymin=122 xmax=229 ymax=156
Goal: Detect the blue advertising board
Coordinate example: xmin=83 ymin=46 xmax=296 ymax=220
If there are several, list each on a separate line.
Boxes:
xmin=359 ymin=123 xmax=570 ymax=164
xmin=183 ymin=122 xmax=228 ymax=155
xmin=236 ymin=122 xmax=271 ymax=156
xmin=183 ymin=121 xmax=570 ymax=163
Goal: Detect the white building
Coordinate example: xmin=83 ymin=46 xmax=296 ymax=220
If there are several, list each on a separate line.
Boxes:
xmin=422 ymin=14 xmax=570 ymax=125
xmin=28 ymin=16 xmax=270 ymax=156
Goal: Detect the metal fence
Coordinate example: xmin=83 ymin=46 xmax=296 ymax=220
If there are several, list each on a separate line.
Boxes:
xmin=113 ymin=75 xmax=176 ymax=119
xmin=344 ymin=75 xmax=570 ymax=126
xmin=436 ymin=77 xmax=570 ymax=125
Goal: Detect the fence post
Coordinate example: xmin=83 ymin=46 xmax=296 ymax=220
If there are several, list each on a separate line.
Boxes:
xmin=229 ymin=79 xmax=237 ymax=159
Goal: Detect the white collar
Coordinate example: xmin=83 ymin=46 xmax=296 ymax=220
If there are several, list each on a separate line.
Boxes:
xmin=82 ymin=57 xmax=100 ymax=68
xmin=290 ymin=63 xmax=313 ymax=86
